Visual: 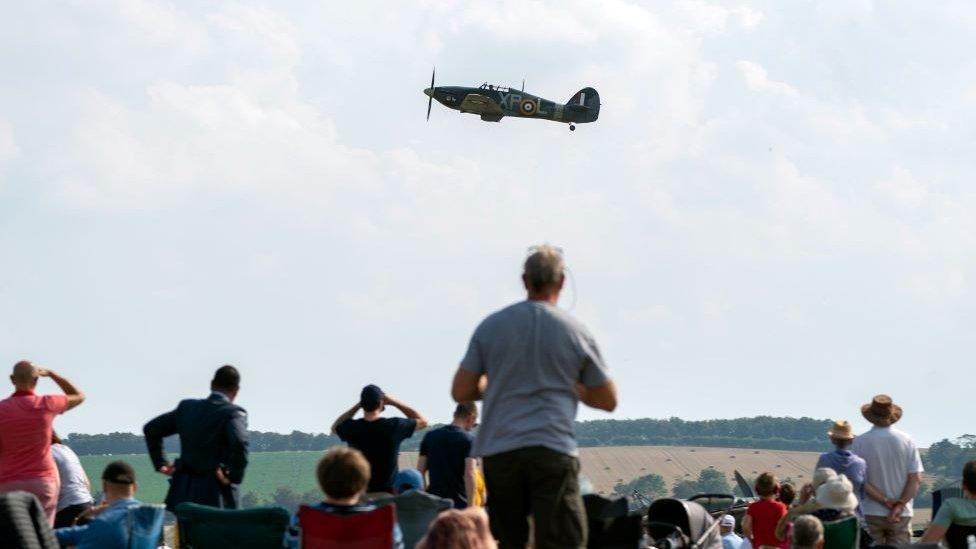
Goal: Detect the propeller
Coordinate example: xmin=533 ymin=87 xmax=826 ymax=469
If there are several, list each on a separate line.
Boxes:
xmin=427 ymin=67 xmax=435 ymax=121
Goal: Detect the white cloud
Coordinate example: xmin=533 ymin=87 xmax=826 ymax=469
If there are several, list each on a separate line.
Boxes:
xmin=736 ymin=60 xmax=800 ymax=97
xmin=0 ymin=1 xmax=974 ymax=443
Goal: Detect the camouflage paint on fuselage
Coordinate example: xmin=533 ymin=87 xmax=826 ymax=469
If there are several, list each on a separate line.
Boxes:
xmin=424 ymin=83 xmax=599 ymax=125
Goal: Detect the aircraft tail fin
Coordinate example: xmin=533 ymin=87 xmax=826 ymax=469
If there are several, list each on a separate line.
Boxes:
xmin=565 ymin=87 xmax=600 ymax=122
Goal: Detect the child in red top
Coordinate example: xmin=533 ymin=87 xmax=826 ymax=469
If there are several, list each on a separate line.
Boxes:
xmin=743 ymin=473 xmax=788 ymax=549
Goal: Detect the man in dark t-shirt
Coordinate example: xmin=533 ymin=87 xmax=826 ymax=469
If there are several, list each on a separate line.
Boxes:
xmin=331 ymin=384 xmax=428 ymax=494
xmin=418 ymin=402 xmax=478 ymax=509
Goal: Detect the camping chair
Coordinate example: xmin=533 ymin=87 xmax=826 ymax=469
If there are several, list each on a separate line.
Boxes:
xmin=0 ymin=491 xmax=59 ymax=549
xmin=822 ymin=515 xmax=859 ymax=549
xmin=583 ymin=494 xmax=643 ymax=549
xmin=297 ymin=504 xmax=395 ymax=549
xmin=127 ymin=504 xmax=166 ymax=549
xmin=944 ymin=524 xmax=976 ymax=549
xmin=174 ymin=502 xmax=290 ymax=549
xmin=933 ymin=486 xmax=964 ymax=518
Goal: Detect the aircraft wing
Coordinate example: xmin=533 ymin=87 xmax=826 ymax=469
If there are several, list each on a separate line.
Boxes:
xmin=459 ymin=94 xmax=504 ymax=115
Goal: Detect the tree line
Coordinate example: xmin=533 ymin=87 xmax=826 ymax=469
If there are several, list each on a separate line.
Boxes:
xmin=64 ymin=416 xmax=846 ymax=456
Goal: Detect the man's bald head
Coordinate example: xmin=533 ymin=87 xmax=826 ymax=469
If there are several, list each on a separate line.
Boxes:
xmin=11 ymin=360 xmax=38 ymax=389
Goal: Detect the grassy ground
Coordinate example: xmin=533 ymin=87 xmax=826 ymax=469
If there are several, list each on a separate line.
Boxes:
xmin=79 ymin=451 xmax=324 ymax=504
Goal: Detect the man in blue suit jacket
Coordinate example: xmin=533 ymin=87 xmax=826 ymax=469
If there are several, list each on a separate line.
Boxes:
xmin=143 ymin=365 xmax=249 ymax=510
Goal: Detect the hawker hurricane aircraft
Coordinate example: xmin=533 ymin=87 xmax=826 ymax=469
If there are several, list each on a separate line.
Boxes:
xmin=423 ymin=69 xmax=600 ymax=131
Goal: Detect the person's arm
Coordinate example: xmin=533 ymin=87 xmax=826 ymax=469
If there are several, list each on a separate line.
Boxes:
xmin=921 ymin=524 xmax=948 ymax=543
xmin=741 ymin=514 xmax=753 ymax=540
xmin=330 ymin=403 xmax=361 ymax=435
xmin=864 ymin=482 xmax=892 ymax=507
xmin=576 ymin=380 xmax=617 ymax=412
xmin=36 ymin=368 xmax=85 ymax=410
xmin=887 ymin=472 xmax=921 ymax=522
xmin=775 ymin=512 xmax=789 ymax=541
xmin=222 ymin=408 xmax=249 ymax=485
xmin=384 ymin=395 xmax=428 ymax=431
xmin=143 ymin=409 xmax=179 ymax=474
xmin=451 ymin=368 xmax=486 ymax=402
xmin=464 ymin=457 xmax=477 ymax=506
xmin=416 ymin=455 xmax=428 ymax=487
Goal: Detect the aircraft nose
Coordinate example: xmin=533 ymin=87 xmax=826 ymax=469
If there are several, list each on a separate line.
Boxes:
xmin=423 ymin=87 xmax=433 ymax=97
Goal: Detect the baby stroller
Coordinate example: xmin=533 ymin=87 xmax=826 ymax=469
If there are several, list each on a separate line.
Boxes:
xmin=645 ymin=498 xmax=724 ymax=549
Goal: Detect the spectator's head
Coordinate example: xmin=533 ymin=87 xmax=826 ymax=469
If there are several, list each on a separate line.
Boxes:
xmin=815 ymin=476 xmax=857 ymax=514
xmin=317 ymin=447 xmax=370 ymax=504
xmin=453 ymin=402 xmax=478 ymax=431
xmin=360 ymin=384 xmax=385 ymax=414
xmin=10 ymin=360 xmax=38 ymax=390
xmin=522 ymin=244 xmax=565 ymax=299
xmin=811 ymin=468 xmax=838 ymax=491
xmin=791 ymin=515 xmax=824 ymax=549
xmin=211 ymin=365 xmax=240 ymax=401
xmin=719 ymin=514 xmax=736 ymax=535
xmin=416 ymin=507 xmax=496 ymax=549
xmin=860 ymin=394 xmax=903 ymax=427
xmin=827 ymin=420 xmax=855 ymax=449
xmin=394 ymin=469 xmax=424 ymax=494
xmin=101 ymin=460 xmax=138 ymax=502
xmin=755 ymin=472 xmax=779 ymax=498
xmin=779 ymin=483 xmax=797 ymax=506
xmin=962 ymin=461 xmax=976 ymax=497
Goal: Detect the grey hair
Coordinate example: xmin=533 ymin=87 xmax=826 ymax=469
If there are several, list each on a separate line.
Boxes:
xmin=523 ymin=244 xmax=565 ymax=292
xmin=791 ymin=515 xmax=824 ymax=549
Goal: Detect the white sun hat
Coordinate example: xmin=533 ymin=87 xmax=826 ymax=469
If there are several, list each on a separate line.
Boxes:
xmin=815 ymin=475 xmax=858 ymax=513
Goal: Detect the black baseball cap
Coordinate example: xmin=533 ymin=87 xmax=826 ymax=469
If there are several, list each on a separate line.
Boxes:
xmin=360 ymin=384 xmax=384 ymax=412
xmin=102 ymin=460 xmax=136 ymax=484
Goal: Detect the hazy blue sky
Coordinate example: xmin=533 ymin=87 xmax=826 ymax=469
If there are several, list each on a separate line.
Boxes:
xmin=1 ymin=1 xmax=973 ymax=445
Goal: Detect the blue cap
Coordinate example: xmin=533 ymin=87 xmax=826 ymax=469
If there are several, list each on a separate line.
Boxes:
xmin=394 ymin=469 xmax=424 ymax=493
xmin=360 ymin=384 xmax=384 ymax=412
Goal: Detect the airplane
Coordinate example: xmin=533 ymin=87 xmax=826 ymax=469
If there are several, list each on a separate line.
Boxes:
xmin=423 ymin=69 xmax=600 ymax=131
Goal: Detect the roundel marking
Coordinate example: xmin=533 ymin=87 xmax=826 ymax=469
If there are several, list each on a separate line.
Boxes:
xmin=520 ymin=99 xmax=537 ymax=116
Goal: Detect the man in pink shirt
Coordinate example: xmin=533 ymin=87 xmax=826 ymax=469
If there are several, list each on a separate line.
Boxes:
xmin=0 ymin=360 xmax=86 ymax=524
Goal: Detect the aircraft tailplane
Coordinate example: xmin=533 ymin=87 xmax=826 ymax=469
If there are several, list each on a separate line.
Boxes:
xmin=565 ymin=87 xmax=600 ymax=123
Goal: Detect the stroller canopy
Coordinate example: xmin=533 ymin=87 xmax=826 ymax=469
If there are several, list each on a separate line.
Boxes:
xmin=646 ymin=498 xmax=722 ymax=549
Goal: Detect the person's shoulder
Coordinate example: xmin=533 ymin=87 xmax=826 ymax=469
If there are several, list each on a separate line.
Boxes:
xmin=478 ymin=301 xmax=527 ymax=326
xmin=889 ymin=427 xmax=916 ymax=444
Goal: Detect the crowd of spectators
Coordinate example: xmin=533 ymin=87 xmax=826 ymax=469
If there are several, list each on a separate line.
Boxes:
xmin=2 ymin=245 xmax=975 ymax=549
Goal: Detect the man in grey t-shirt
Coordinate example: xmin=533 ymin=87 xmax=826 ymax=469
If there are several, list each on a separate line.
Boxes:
xmin=451 ymin=244 xmax=618 ymax=549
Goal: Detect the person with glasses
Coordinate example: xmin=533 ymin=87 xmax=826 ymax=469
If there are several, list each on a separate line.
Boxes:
xmin=417 ymin=402 xmax=479 ymax=509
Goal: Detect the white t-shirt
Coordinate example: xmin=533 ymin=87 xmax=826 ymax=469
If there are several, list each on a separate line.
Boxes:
xmin=850 ymin=426 xmax=923 ymax=517
xmin=51 ymin=443 xmax=93 ymax=510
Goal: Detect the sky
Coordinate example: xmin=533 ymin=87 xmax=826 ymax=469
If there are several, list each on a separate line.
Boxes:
xmin=1 ymin=1 xmax=974 ymax=446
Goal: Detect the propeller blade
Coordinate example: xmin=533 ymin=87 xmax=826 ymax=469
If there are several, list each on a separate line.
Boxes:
xmin=427 ymin=67 xmax=436 ymax=122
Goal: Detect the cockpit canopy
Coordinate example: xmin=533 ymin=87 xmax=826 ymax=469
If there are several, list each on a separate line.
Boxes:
xmin=479 ymin=82 xmax=512 ymax=92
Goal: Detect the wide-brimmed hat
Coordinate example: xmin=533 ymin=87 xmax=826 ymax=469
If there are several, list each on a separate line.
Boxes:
xmin=861 ymin=394 xmax=903 ymax=427
xmin=812 ymin=467 xmax=838 ymax=490
xmin=828 ymin=420 xmax=855 ymax=440
xmin=816 ymin=476 xmax=858 ymax=513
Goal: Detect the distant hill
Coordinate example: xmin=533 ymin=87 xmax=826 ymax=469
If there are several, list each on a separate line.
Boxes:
xmin=65 ymin=416 xmax=835 ymax=456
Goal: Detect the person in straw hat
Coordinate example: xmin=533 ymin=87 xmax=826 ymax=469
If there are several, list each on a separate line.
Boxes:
xmin=850 ymin=394 xmax=923 ymax=545
xmin=814 ymin=420 xmax=866 ymax=510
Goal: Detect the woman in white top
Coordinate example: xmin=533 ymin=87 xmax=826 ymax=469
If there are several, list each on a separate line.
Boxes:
xmin=51 ymin=432 xmax=94 ymax=527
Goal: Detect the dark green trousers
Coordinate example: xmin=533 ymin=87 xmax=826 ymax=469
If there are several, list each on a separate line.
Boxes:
xmin=483 ymin=446 xmax=587 ymax=549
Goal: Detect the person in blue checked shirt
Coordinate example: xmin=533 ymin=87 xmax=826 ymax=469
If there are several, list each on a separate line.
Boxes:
xmin=55 ymin=460 xmax=143 ymax=549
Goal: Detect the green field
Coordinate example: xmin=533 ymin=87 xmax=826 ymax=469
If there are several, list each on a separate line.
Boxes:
xmin=79 ymin=451 xmax=326 ymax=504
